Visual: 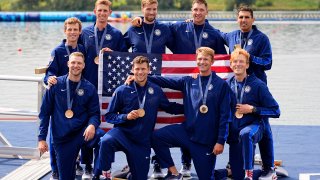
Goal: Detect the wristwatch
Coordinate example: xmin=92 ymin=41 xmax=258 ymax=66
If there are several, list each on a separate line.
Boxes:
xmin=252 ymin=106 xmax=257 ymax=114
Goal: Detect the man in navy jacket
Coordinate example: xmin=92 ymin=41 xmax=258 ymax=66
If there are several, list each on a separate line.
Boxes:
xmin=38 ymin=52 xmax=104 ymax=180
xmin=225 ymin=48 xmax=280 ymax=180
xmin=219 ymin=6 xmax=276 ymax=179
xmin=98 ymin=56 xmax=184 ymax=180
xmin=148 ymin=47 xmax=231 ymax=179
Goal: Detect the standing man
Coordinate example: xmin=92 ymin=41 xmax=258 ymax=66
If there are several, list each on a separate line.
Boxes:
xmin=169 ymin=0 xmax=226 ymax=55
xmin=219 ymin=6 xmax=275 ymax=179
xmin=98 ymin=56 xmax=184 ymax=180
xmin=223 ymin=48 xmax=280 ymax=180
xmin=146 ymin=47 xmax=231 ymax=179
xmin=38 ymin=52 xmax=105 ymax=180
xmin=220 ymin=5 xmax=271 ymax=84
xmin=43 ymin=17 xmax=85 ymax=180
xmin=45 ymin=17 xmax=85 ymax=86
xmin=80 ymin=0 xmax=127 ymax=88
xmin=124 ymin=0 xmax=173 ymax=53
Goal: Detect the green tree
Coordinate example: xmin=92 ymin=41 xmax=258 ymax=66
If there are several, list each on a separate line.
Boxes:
xmin=13 ymin=0 xmax=39 ymax=11
xmin=179 ymin=0 xmax=192 ymax=10
xmin=225 ymin=0 xmax=256 ymax=10
xmin=158 ymin=0 xmax=174 ymax=10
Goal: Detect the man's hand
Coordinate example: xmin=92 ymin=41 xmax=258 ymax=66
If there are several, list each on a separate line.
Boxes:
xmin=83 ymin=124 xmax=96 ymax=141
xmin=236 ymin=104 xmax=254 ymax=114
xmin=38 ymin=140 xmax=48 ymax=154
xmin=101 ymin=47 xmax=113 ymax=52
xmin=47 ymin=76 xmax=57 ymax=86
xmin=213 ymin=143 xmax=224 ymax=155
xmin=190 ymin=73 xmax=199 ymax=79
xmin=124 ymin=75 xmax=134 ymax=85
xmin=185 ymin=18 xmax=193 ymax=22
xmin=126 ymin=110 xmax=140 ymax=120
xmin=131 ymin=17 xmax=143 ymax=27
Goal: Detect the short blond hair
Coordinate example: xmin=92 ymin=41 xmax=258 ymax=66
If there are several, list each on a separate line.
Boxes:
xmin=192 ymin=0 xmax=208 ymax=9
xmin=64 ymin=17 xmax=82 ymax=31
xmin=69 ymin=52 xmax=85 ymax=62
xmin=230 ymin=48 xmax=250 ymax=64
xmin=141 ymin=0 xmax=158 ymax=7
xmin=196 ymin=47 xmax=215 ymax=62
xmin=95 ymin=0 xmax=112 ymax=9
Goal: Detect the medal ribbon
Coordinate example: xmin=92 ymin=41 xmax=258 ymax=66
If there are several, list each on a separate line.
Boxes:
xmin=134 ymin=82 xmax=147 ymax=109
xmin=65 ymin=44 xmax=79 ymax=56
xmin=239 ymin=29 xmax=253 ymax=49
xmin=233 ymin=77 xmax=247 ymax=104
xmin=198 ymin=73 xmax=212 ymax=106
xmin=66 ymin=76 xmax=82 ymax=111
xmin=94 ymin=25 xmax=108 ymax=56
xmin=192 ymin=23 xmax=205 ymax=49
xmin=142 ymin=22 xmax=156 ymax=53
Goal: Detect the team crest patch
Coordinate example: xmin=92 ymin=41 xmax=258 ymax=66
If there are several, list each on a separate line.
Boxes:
xmin=202 ymin=32 xmax=208 ymax=39
xmin=148 ymin=87 xmax=154 ymax=94
xmin=154 ymin=29 xmax=161 ymax=36
xmin=77 ymin=89 xmax=84 ymax=96
xmin=244 ymin=85 xmax=251 ymax=93
xmin=208 ymin=84 xmax=213 ymax=90
xmin=247 ymin=39 xmax=253 ymax=46
xmin=105 ymin=34 xmax=112 ymax=40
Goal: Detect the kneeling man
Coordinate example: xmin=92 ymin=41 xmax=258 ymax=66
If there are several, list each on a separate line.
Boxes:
xmin=98 ymin=56 xmax=184 ymax=180
xmin=38 ymin=52 xmax=104 ymax=180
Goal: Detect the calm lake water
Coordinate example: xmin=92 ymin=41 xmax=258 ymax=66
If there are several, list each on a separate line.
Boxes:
xmin=0 ymin=21 xmax=319 ymax=126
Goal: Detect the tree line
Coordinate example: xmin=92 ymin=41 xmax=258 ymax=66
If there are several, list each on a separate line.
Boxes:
xmin=0 ymin=0 xmax=257 ymax=11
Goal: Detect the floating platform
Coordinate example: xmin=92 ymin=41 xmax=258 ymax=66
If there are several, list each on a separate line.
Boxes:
xmin=1 ymin=116 xmax=320 ymax=179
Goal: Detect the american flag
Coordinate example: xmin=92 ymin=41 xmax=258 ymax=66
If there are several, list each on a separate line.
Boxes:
xmin=97 ymin=51 xmax=232 ymax=130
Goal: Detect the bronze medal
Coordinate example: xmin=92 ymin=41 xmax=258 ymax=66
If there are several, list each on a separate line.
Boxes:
xmin=235 ymin=111 xmax=243 ymax=119
xmin=234 ymin=44 xmax=241 ymax=49
xmin=94 ymin=56 xmax=99 ymax=64
xmin=65 ymin=109 xmax=74 ymax=119
xmin=199 ymin=105 xmax=208 ymax=114
xmin=137 ymin=108 xmax=145 ymax=117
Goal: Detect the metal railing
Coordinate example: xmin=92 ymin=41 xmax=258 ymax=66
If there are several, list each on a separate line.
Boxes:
xmin=0 ymin=75 xmax=44 ymax=159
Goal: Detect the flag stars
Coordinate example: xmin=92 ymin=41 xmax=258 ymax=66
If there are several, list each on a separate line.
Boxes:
xmin=104 ymin=53 xmax=161 ymax=97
